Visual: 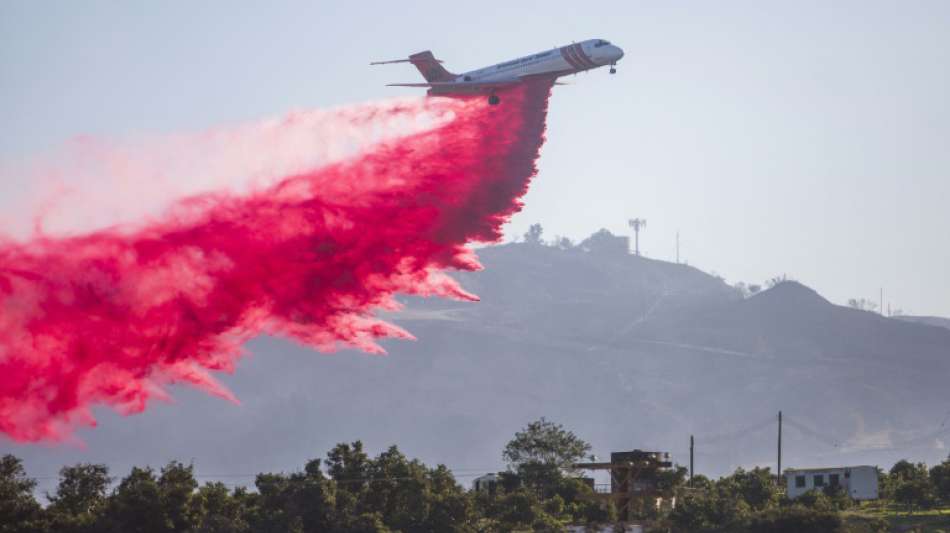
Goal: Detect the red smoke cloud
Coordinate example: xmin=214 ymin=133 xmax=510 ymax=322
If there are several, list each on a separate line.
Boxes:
xmin=0 ymin=80 xmax=553 ymax=442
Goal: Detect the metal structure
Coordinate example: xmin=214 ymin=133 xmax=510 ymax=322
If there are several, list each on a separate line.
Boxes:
xmin=777 ymin=411 xmax=783 ymax=487
xmin=628 ymin=218 xmax=646 ymax=256
xmin=574 ymin=450 xmax=673 ymax=522
xmin=689 ymin=435 xmax=694 ymax=487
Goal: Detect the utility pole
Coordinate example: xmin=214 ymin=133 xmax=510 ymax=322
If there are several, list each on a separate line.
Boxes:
xmin=628 ymin=218 xmax=646 ymax=256
xmin=880 ymin=287 xmax=884 ymax=316
xmin=676 ymin=231 xmax=680 ymax=264
xmin=777 ymin=411 xmax=783 ymax=487
xmin=689 ymin=435 xmax=694 ymax=487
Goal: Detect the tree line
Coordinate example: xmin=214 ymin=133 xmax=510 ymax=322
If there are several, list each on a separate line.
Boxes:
xmin=670 ymin=456 xmax=950 ymax=533
xmin=2 ymin=417 xmax=949 ymax=532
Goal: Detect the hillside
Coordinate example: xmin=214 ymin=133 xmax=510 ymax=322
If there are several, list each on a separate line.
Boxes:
xmin=4 ymin=234 xmax=950 ymax=495
xmin=895 ymin=315 xmax=950 ymax=331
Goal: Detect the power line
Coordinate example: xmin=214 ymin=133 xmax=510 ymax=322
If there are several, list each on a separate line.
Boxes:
xmin=782 ymin=415 xmax=842 ymax=449
xmin=696 ymin=415 xmax=776 ymax=445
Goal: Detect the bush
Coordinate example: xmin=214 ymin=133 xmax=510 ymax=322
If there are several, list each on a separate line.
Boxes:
xmin=893 ymin=476 xmax=936 ymax=509
xmin=794 ymin=489 xmax=836 ymax=512
xmin=669 ymin=491 xmax=751 ymax=532
xmin=745 ymin=505 xmax=842 ymax=533
xmin=841 ymin=514 xmax=889 ymax=533
xmin=822 ymin=484 xmax=854 ymax=510
xmin=929 ymin=455 xmax=950 ymax=503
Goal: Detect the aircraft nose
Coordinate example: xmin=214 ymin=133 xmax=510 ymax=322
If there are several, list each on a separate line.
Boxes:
xmin=612 ymin=46 xmax=625 ymax=61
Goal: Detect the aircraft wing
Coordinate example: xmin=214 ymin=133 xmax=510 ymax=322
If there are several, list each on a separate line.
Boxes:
xmin=386 ymin=83 xmax=448 ymax=87
xmin=386 ymin=80 xmax=521 ymax=89
xmin=386 ymin=73 xmax=559 ymax=90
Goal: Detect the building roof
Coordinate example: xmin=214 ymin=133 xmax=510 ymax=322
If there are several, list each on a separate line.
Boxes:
xmin=784 ymin=465 xmax=876 ymax=474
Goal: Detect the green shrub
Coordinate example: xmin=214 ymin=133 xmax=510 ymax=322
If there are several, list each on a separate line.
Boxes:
xmin=745 ymin=505 xmax=843 ymax=533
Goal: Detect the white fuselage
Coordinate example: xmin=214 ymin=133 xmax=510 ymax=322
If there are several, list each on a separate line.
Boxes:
xmin=382 ymin=38 xmax=624 ymax=100
xmin=456 ymin=39 xmax=624 ymax=84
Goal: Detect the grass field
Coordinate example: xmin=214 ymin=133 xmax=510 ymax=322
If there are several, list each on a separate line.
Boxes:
xmin=844 ymin=503 xmax=950 ymax=532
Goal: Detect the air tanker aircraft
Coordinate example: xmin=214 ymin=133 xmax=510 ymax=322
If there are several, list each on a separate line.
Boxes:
xmin=372 ymin=39 xmax=624 ymax=105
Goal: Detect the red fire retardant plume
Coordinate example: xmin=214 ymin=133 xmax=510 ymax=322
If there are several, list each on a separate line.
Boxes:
xmin=0 ymin=80 xmax=554 ymax=442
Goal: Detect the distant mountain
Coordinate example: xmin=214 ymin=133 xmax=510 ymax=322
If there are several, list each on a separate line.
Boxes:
xmin=5 ymin=232 xmax=950 ymax=495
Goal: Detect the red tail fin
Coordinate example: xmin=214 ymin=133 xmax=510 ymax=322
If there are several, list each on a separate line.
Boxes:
xmin=409 ymin=51 xmax=456 ymax=82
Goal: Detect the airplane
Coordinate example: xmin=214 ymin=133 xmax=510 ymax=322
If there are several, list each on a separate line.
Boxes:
xmin=371 ymin=39 xmax=624 ymax=105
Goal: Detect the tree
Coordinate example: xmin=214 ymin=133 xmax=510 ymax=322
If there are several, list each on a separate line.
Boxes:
xmin=359 ymin=446 xmax=471 ymax=532
xmin=46 ymin=463 xmax=111 ymax=533
xmin=579 ymin=229 xmax=628 ymax=255
xmin=422 ymin=464 xmax=473 ymax=532
xmin=549 ymin=477 xmax=614 ymax=526
xmin=502 ymin=418 xmax=591 ymax=489
xmin=657 ymin=465 xmax=689 ymax=497
xmin=246 ymin=458 xmax=335 ymax=533
xmin=719 ymin=467 xmax=779 ymax=511
xmin=247 ymin=473 xmax=302 ymax=533
xmin=821 ymin=484 xmax=853 ymax=510
xmin=523 ymin=224 xmax=544 ymax=245
xmin=889 ymin=459 xmax=918 ymax=480
xmin=930 ymin=455 xmax=950 ymax=502
xmin=688 ymin=474 xmax=714 ymax=492
xmin=102 ymin=466 xmax=166 ymax=533
xmin=552 ymin=236 xmax=574 ymax=250
xmin=158 ymin=461 xmax=200 ymax=532
xmin=0 ymin=454 xmax=46 ymax=533
xmin=325 ymin=442 xmax=470 ymax=532
xmin=669 ymin=488 xmax=751 ymax=532
xmin=893 ymin=477 xmax=936 ymax=510
xmin=192 ymin=482 xmax=249 ymax=533
xmin=360 ymin=446 xmax=430 ymax=531
xmin=492 ymin=488 xmax=562 ymax=531
xmin=326 ymin=441 xmax=370 ymax=525
xmin=793 ymin=489 xmax=835 ymax=513
xmin=766 ymin=275 xmax=789 ymax=289
xmin=889 ymin=460 xmax=935 ymax=510
xmin=670 ymin=467 xmax=786 ymax=532
xmin=847 ymin=298 xmax=878 ymax=313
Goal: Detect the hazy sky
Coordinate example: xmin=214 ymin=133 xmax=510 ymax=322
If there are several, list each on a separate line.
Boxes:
xmin=2 ymin=0 xmax=948 ymax=316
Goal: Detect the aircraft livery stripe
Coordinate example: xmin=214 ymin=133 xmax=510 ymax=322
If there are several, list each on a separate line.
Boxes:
xmin=562 ymin=46 xmax=582 ymax=70
xmin=568 ymin=44 xmax=591 ymax=70
xmin=559 ymin=46 xmax=582 ymax=70
xmin=567 ymin=44 xmax=583 ymax=68
xmin=572 ymin=43 xmax=597 ymax=68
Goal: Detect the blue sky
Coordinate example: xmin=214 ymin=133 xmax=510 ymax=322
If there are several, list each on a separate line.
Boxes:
xmin=2 ymin=0 xmax=949 ymax=316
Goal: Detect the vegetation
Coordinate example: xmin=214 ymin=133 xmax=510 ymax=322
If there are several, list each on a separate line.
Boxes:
xmin=847 ymin=298 xmax=880 ymax=313
xmin=502 ymin=417 xmax=592 ymax=490
xmin=2 ymin=421 xmax=949 ymax=532
xmin=667 ymin=454 xmax=950 ymax=533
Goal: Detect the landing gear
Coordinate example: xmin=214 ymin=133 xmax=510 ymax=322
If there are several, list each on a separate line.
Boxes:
xmin=488 ymin=93 xmax=500 ymax=105
xmin=609 ymin=64 xmax=617 ymax=74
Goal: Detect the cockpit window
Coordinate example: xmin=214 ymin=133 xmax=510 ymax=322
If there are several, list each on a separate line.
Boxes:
xmin=594 ymin=40 xmax=610 ymax=47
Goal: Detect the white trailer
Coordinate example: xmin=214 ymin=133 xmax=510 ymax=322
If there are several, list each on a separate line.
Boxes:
xmin=784 ymin=465 xmax=879 ymax=500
